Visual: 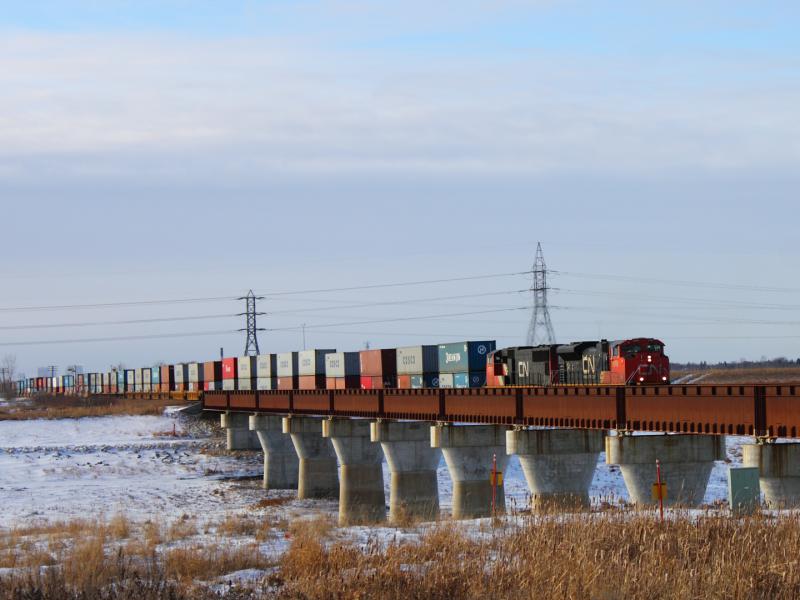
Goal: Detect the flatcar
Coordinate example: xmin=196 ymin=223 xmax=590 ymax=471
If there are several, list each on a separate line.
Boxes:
xmin=486 ymin=338 xmax=669 ymax=387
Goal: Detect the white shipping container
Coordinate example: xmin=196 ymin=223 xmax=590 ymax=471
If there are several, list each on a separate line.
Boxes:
xmin=188 ymin=363 xmax=200 ymax=383
xmin=238 ymin=356 xmax=255 ymax=379
xmin=143 ymin=369 xmax=152 ymax=384
xmin=299 ymin=349 xmax=336 ymax=376
xmin=256 ymin=355 xmax=274 ymax=378
xmin=134 ymin=369 xmax=143 ymax=386
xmin=325 ymin=352 xmax=360 ymax=378
xmin=174 ymin=364 xmax=185 ymax=384
xmin=256 ymin=377 xmax=273 ymax=391
xmin=222 ymin=379 xmax=235 ymax=391
xmin=238 ymin=378 xmax=252 ymax=391
xmin=277 ymin=353 xmax=297 ymax=377
xmin=438 ymin=373 xmax=455 ymax=389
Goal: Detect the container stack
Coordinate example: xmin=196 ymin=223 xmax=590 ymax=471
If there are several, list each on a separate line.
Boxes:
xmin=160 ymin=365 xmax=174 ymax=392
xmin=396 ymin=345 xmax=439 ymax=389
xmin=151 ymin=367 xmax=161 ymax=391
xmin=174 ymin=364 xmax=188 ymax=392
xmin=438 ymin=341 xmax=496 ymax=389
xmin=237 ymin=356 xmax=256 ymax=391
xmin=360 ymin=349 xmax=397 ymax=389
xmin=325 ymin=352 xmax=360 ymax=389
xmin=187 ymin=363 xmax=201 ymax=392
xmin=142 ymin=368 xmax=152 ymax=392
xmin=221 ymin=358 xmax=237 ymax=391
xmin=299 ymin=349 xmax=335 ymax=390
xmin=277 ymin=352 xmax=299 ymax=391
xmin=256 ymin=354 xmax=276 ymax=390
xmin=203 ymin=361 xmax=220 ymax=391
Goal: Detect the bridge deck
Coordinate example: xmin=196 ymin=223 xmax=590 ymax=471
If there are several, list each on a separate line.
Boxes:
xmin=192 ymin=384 xmax=800 ymax=439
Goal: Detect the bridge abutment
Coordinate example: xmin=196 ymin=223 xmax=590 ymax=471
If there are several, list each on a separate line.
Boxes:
xmin=371 ymin=420 xmax=441 ymax=523
xmin=282 ymin=416 xmax=339 ymax=500
xmin=743 ymin=442 xmax=800 ymax=508
xmin=249 ymin=414 xmax=298 ymax=490
xmin=606 ymin=434 xmax=725 ymax=507
xmin=323 ymin=419 xmax=386 ymax=525
xmin=431 ymin=424 xmax=509 ymax=519
xmin=220 ymin=412 xmax=260 ymax=450
xmin=507 ymin=428 xmax=604 ymax=510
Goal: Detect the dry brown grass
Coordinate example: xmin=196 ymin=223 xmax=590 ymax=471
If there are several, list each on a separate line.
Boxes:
xmin=0 ymin=395 xmax=189 ymax=421
xmin=7 ymin=511 xmax=800 ymax=599
xmin=270 ymin=512 xmax=800 ymax=600
xmin=674 ymin=367 xmax=800 ymax=384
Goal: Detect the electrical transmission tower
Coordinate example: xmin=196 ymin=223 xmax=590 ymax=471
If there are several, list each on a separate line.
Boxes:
xmin=526 ymin=242 xmax=556 ymax=346
xmin=238 ymin=290 xmax=266 ymax=356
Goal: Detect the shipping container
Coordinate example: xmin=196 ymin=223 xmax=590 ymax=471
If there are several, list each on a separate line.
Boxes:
xmin=298 ymin=374 xmax=326 ymax=390
xmin=438 ymin=341 xmax=496 ymax=374
xmin=142 ymin=367 xmax=152 ymax=392
xmin=256 ymin=377 xmax=275 ymax=391
xmin=360 ymin=349 xmax=398 ymax=379
xmin=453 ymin=371 xmax=486 ymax=389
xmin=326 ymin=376 xmax=360 ymax=390
xmin=221 ymin=358 xmax=237 ymax=380
xmin=187 ymin=363 xmax=201 ymax=391
xmin=397 ymin=345 xmax=439 ymax=375
xmin=299 ymin=349 xmax=336 ymax=376
xmin=222 ymin=379 xmax=236 ymax=391
xmin=411 ymin=374 xmax=440 ymax=389
xmin=325 ymin=352 xmax=360 ymax=378
xmin=360 ymin=375 xmax=393 ymax=390
xmin=237 ymin=356 xmax=256 ymax=391
xmin=438 ymin=373 xmax=455 ymax=389
xmin=277 ymin=353 xmax=299 ymax=390
xmin=134 ymin=368 xmax=143 ymax=391
xmin=151 ymin=367 xmax=161 ymax=389
xmin=203 ymin=361 xmax=221 ymax=392
xmin=160 ymin=365 xmax=174 ymax=392
xmin=256 ymin=354 xmax=277 ymax=379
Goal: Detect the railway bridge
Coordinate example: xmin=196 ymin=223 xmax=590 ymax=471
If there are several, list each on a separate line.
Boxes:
xmin=196 ymin=383 xmax=800 ymax=524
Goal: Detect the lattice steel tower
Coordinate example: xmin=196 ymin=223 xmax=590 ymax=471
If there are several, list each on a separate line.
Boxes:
xmin=238 ymin=290 xmax=265 ymax=356
xmin=526 ymin=242 xmax=556 ymax=346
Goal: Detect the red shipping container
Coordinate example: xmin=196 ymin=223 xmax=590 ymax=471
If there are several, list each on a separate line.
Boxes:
xmin=299 ymin=375 xmax=326 ymax=390
xmin=222 ymin=358 xmax=238 ymax=380
xmin=361 ymin=376 xmax=390 ymax=390
xmin=327 ymin=376 xmax=360 ymax=390
xmin=397 ymin=375 xmax=412 ymax=389
xmin=359 ymin=349 xmax=398 ymax=377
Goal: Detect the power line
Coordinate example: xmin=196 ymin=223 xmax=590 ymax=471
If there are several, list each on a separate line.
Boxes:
xmin=0 ymin=330 xmax=238 ymax=347
xmin=0 ymin=313 xmax=237 ymax=331
xmin=551 ymin=271 xmax=800 ymax=294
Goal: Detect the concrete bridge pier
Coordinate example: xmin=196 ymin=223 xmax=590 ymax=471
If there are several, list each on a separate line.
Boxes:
xmin=323 ymin=419 xmax=386 ymax=525
xmin=220 ymin=412 xmax=260 ymax=450
xmin=744 ymin=442 xmax=800 ymax=508
xmin=431 ymin=424 xmax=510 ymax=519
xmin=282 ymin=416 xmax=339 ymax=500
xmin=371 ymin=420 xmax=441 ymax=523
xmin=249 ymin=414 xmax=299 ymax=490
xmin=606 ymin=434 xmax=726 ymax=507
xmin=507 ymin=428 xmax=604 ymax=510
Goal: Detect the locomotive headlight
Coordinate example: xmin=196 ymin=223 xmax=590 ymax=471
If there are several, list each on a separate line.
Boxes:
xmin=662 ymin=377 xmax=668 ymax=381
xmin=639 ymin=377 xmax=645 ymax=382
xmin=647 ymin=356 xmax=652 ymax=363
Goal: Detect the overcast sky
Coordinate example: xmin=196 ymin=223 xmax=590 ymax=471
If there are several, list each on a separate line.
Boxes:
xmin=2 ymin=1 xmax=799 ymax=376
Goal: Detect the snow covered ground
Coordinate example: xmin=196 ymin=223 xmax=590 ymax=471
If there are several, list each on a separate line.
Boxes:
xmin=0 ymin=411 xmax=747 ymax=531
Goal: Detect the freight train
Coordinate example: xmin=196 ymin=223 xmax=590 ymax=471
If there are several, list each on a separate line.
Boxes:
xmin=14 ymin=337 xmax=669 ymax=396
xmin=486 ymin=338 xmax=670 ymax=387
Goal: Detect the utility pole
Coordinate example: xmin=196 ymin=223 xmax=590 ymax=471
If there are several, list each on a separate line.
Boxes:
xmin=526 ymin=242 xmax=556 ymax=346
xmin=238 ymin=290 xmax=266 ymax=356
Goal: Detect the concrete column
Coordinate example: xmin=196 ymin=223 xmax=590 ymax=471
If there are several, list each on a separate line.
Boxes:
xmin=431 ymin=424 xmax=509 ymax=520
xmin=371 ymin=420 xmax=441 ymax=523
xmin=323 ymin=419 xmax=386 ymax=525
xmin=282 ymin=416 xmax=339 ymax=500
xmin=220 ymin=412 xmax=260 ymax=451
xmin=249 ymin=414 xmax=299 ymax=490
xmin=606 ymin=434 xmax=726 ymax=507
xmin=507 ymin=428 xmax=604 ymax=510
xmin=743 ymin=443 xmax=800 ymax=508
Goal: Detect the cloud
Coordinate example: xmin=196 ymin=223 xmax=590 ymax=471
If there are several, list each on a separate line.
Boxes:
xmin=0 ymin=31 xmax=798 ymax=184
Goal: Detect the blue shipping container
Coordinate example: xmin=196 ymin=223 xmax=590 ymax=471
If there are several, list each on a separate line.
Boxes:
xmin=410 ymin=374 xmax=440 ymax=389
xmin=438 ymin=341 xmax=496 ymax=374
xmin=453 ymin=371 xmax=487 ymax=389
xmin=152 ymin=368 xmax=161 ymax=385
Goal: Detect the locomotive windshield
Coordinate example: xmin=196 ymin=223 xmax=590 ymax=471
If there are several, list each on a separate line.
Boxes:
xmin=647 ymin=343 xmax=663 ymax=353
xmin=623 ymin=344 xmax=641 ymax=357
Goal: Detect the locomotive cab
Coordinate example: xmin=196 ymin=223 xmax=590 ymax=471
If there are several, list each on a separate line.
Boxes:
xmin=609 ymin=338 xmax=670 ymax=385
